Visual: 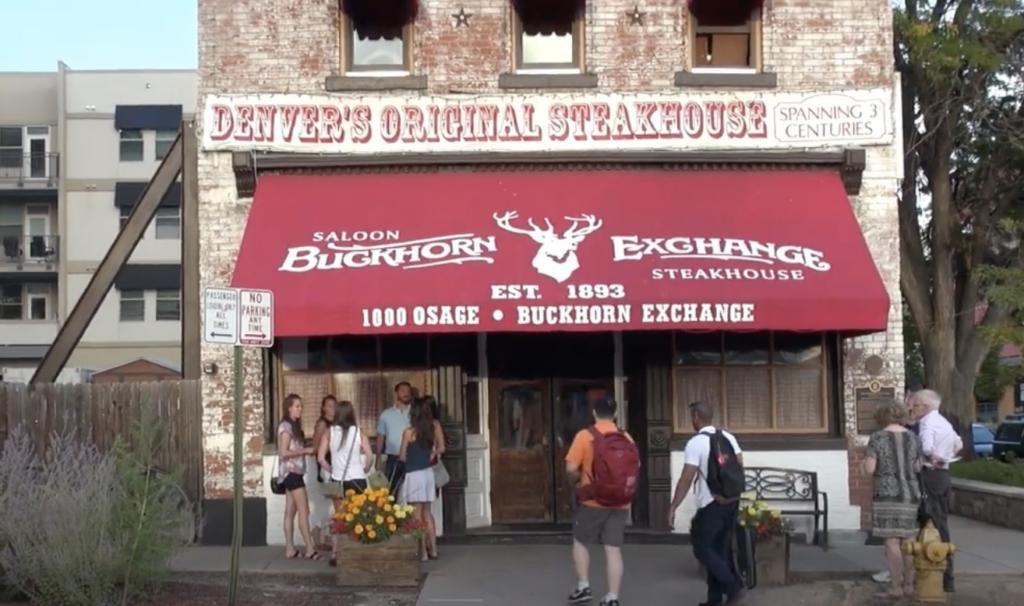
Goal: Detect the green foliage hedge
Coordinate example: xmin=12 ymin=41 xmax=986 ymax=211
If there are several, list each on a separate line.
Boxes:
xmin=950 ymin=458 xmax=1024 ymax=488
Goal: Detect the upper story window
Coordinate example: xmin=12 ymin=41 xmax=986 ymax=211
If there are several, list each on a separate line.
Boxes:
xmin=0 ymin=126 xmax=52 ymax=181
xmin=155 ymin=130 xmax=177 ymax=160
xmin=340 ymin=1 xmax=414 ymax=75
xmin=689 ymin=0 xmax=762 ymax=72
xmin=119 ymin=130 xmax=144 ymax=162
xmin=513 ymin=0 xmax=584 ymax=73
xmin=119 ymin=290 xmax=145 ymax=322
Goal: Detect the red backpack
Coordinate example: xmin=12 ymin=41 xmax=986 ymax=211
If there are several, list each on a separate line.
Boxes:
xmin=583 ymin=426 xmax=641 ymax=507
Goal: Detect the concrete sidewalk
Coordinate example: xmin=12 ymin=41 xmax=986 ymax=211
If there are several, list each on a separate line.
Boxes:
xmin=172 ymin=515 xmax=1024 ymax=578
xmin=414 ymin=517 xmax=1024 ymax=606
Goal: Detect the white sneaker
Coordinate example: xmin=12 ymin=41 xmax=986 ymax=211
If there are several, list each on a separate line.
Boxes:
xmin=872 ymin=570 xmax=891 ymax=583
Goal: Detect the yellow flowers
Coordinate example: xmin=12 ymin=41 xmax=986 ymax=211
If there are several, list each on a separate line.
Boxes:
xmin=332 ymin=486 xmax=423 ymax=544
xmin=737 ymin=497 xmax=792 ymax=540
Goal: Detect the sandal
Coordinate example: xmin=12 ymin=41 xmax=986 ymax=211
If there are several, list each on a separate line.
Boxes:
xmin=304 ymin=552 xmax=322 ymax=561
xmin=284 ymin=550 xmax=299 ymax=559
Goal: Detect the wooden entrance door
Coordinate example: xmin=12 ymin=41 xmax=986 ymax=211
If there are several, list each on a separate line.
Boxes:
xmin=489 ymin=377 xmax=615 ymax=524
xmin=489 ymin=379 xmax=553 ymax=523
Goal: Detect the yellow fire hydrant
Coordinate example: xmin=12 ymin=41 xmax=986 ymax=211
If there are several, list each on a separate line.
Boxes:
xmin=902 ymin=520 xmax=955 ymax=603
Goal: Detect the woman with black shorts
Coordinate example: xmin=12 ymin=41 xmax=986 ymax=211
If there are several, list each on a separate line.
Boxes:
xmin=277 ymin=394 xmax=320 ymax=560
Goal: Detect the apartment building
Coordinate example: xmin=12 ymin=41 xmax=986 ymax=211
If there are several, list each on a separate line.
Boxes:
xmin=0 ymin=64 xmax=196 ymax=373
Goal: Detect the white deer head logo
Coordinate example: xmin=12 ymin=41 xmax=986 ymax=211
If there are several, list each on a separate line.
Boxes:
xmin=493 ymin=211 xmax=603 ymax=283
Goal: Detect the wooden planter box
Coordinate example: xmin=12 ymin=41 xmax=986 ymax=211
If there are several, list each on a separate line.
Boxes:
xmin=334 ymin=533 xmax=420 ymax=586
xmin=753 ymin=533 xmax=791 ymax=587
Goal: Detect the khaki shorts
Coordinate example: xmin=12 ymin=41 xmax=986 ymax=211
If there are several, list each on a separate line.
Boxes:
xmin=573 ymin=505 xmax=629 ymax=547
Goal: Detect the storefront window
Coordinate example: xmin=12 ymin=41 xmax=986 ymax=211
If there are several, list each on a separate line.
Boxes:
xmin=272 ymin=334 xmax=476 ymax=442
xmin=673 ymin=332 xmax=829 ymax=434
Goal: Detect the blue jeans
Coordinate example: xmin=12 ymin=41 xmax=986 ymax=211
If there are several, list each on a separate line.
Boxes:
xmin=691 ymin=501 xmax=742 ymax=604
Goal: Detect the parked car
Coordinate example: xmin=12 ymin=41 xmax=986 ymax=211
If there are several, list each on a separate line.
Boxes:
xmin=972 ymin=423 xmax=994 ymax=458
xmin=992 ymin=418 xmax=1024 ymax=460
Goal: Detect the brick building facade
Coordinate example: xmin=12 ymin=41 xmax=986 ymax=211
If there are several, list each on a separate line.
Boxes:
xmin=196 ymin=0 xmax=900 ymax=545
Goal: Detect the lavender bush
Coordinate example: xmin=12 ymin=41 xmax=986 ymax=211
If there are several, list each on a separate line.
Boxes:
xmin=0 ymin=414 xmax=196 ymax=606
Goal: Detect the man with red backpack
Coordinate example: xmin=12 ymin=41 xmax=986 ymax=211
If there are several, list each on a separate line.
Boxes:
xmin=564 ymin=397 xmax=641 ymax=606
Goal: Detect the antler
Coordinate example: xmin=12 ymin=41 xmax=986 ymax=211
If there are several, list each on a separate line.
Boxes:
xmin=563 ymin=214 xmax=602 ymax=238
xmin=494 ymin=211 xmax=554 ymax=237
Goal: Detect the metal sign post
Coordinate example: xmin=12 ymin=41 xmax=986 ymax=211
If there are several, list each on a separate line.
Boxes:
xmin=203 ymin=287 xmax=274 ymax=606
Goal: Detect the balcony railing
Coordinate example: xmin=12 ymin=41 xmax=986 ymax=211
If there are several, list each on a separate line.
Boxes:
xmin=0 ymin=152 xmax=60 ymax=186
xmin=0 ymin=235 xmax=60 ymax=268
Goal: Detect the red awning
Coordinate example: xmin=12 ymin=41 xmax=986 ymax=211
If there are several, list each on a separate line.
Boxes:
xmin=231 ymin=170 xmax=890 ymax=336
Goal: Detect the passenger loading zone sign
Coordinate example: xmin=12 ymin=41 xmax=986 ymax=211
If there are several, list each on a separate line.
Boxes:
xmin=202 ymin=287 xmax=274 ymax=348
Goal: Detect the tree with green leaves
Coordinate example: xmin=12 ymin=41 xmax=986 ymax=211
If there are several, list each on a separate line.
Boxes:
xmin=895 ymin=0 xmax=1024 ymax=439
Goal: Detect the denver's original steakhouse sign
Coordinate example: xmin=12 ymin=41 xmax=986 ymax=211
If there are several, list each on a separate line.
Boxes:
xmin=200 ymin=90 xmax=894 ymax=154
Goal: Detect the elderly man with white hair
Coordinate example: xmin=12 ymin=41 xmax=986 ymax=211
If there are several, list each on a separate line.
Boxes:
xmin=913 ymin=389 xmax=961 ymax=592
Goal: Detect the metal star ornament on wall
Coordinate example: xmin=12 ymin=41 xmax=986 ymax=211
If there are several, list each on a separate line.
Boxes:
xmin=452 ymin=7 xmax=473 ymax=27
xmin=627 ymin=5 xmax=645 ymax=25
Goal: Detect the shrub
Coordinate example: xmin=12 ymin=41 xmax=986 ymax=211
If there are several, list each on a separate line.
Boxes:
xmin=0 ymin=414 xmax=196 ymax=606
xmin=950 ymin=457 xmax=1024 ymax=488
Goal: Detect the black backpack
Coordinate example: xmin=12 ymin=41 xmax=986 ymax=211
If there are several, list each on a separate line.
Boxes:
xmin=704 ymin=430 xmax=745 ymax=500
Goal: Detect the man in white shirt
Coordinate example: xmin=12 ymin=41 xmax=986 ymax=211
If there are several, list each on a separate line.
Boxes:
xmin=668 ymin=401 xmax=746 ymax=606
xmin=911 ymin=389 xmax=960 ymax=592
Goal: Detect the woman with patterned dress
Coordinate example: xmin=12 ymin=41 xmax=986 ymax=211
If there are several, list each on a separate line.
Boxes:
xmin=863 ymin=399 xmax=923 ymax=598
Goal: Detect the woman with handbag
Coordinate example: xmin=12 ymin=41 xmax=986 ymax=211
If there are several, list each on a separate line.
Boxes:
xmin=318 ymin=400 xmax=374 ymax=565
xmin=274 ymin=394 xmax=320 ymax=560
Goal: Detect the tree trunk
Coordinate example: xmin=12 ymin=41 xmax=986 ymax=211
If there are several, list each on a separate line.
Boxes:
xmin=921 ymin=336 xmax=978 ymax=459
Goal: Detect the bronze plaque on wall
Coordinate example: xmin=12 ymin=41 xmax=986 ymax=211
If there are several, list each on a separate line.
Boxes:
xmin=855 ymin=381 xmax=897 ymax=434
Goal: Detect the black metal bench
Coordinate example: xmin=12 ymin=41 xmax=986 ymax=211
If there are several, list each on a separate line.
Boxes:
xmin=744 ymin=467 xmax=829 ymax=550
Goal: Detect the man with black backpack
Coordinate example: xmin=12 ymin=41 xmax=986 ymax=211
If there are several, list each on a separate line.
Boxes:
xmin=564 ymin=397 xmax=641 ymax=606
xmin=669 ymin=401 xmax=747 ymax=605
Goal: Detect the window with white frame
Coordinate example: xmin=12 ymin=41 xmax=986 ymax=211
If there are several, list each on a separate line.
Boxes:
xmin=342 ymin=15 xmax=410 ymax=73
xmin=119 ymin=206 xmax=131 ymax=230
xmin=0 ymin=283 xmax=21 ymax=320
xmin=155 ymin=289 xmax=181 ymax=321
xmin=0 ymin=127 xmax=24 ymax=173
xmin=155 ymin=130 xmax=176 ymax=160
xmin=119 ymin=129 xmax=144 ymax=162
xmin=513 ymin=5 xmax=583 ymax=73
xmin=155 ymin=207 xmax=181 ymax=239
xmin=119 ymin=290 xmax=145 ymax=321
xmin=26 ymin=283 xmax=50 ymax=320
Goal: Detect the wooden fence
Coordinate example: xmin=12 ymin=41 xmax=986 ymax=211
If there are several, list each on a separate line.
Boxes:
xmin=0 ymin=381 xmax=204 ymax=510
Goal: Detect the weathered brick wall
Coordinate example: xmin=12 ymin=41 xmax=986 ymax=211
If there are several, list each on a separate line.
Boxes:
xmin=197 ymin=0 xmax=900 ymax=501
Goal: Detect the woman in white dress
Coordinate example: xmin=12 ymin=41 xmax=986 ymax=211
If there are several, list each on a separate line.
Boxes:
xmin=310 ymin=395 xmax=337 ymax=552
xmin=318 ymin=400 xmax=374 ymax=564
